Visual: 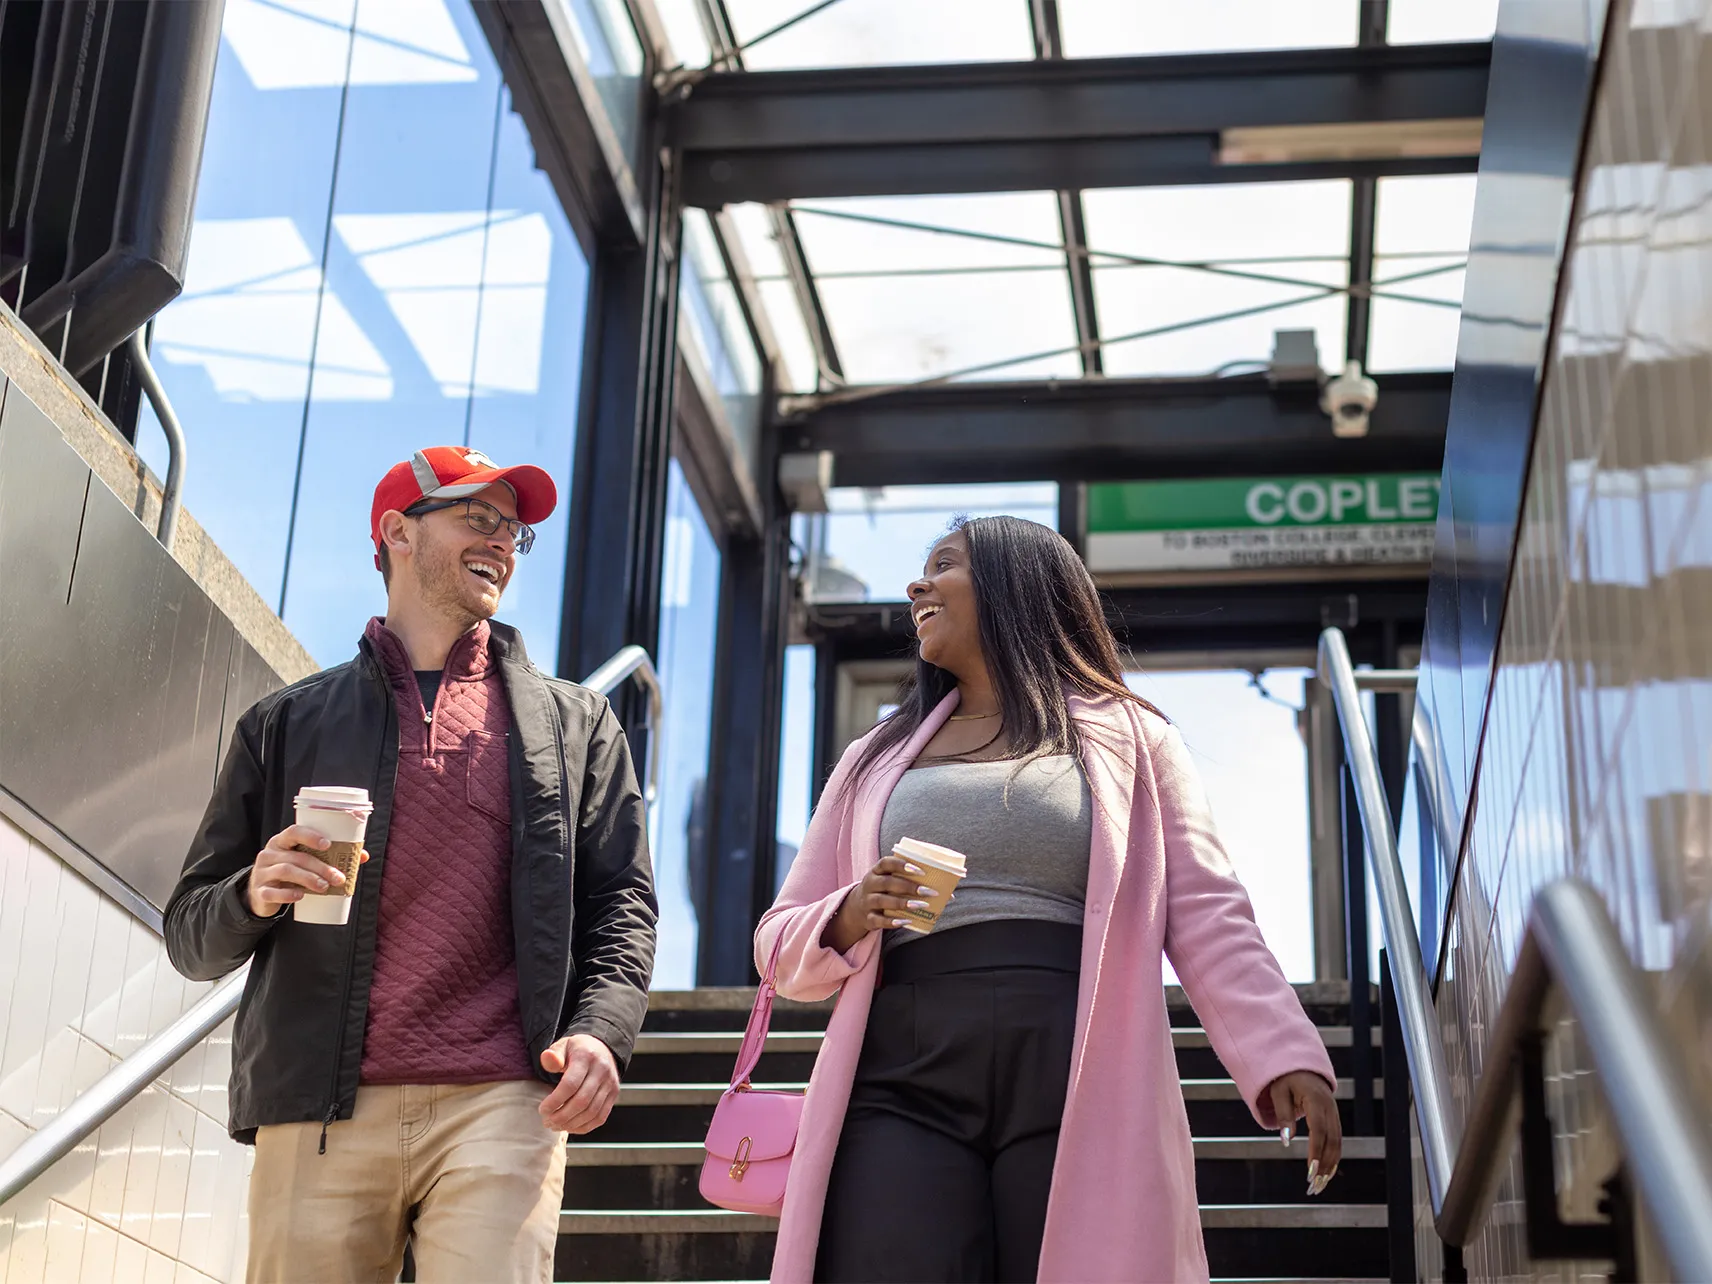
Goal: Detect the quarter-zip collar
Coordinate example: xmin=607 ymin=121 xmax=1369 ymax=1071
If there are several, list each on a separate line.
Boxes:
xmin=364 ymin=616 xmax=493 ymax=756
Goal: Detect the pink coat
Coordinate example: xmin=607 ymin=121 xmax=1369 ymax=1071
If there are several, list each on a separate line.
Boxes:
xmin=755 ymin=688 xmax=1337 ymax=1283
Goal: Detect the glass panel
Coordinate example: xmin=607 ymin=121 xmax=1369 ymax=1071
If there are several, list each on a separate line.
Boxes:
xmin=136 ymin=0 xmax=353 ymax=603
xmin=810 ymin=483 xmax=1060 ymax=603
xmin=723 ymin=0 xmax=1031 ymax=70
xmin=462 ymin=94 xmax=593 ymax=669
xmin=655 ymin=0 xmax=714 ymax=67
xmin=147 ymin=0 xmax=595 ymax=668
xmin=1368 ymin=174 xmax=1476 ymax=373
xmin=653 ymin=459 xmax=723 ymax=988
xmin=560 ymin=0 xmax=646 ymax=168
xmin=1060 ymin=0 xmax=1357 ymax=57
xmin=679 ymin=208 xmax=765 ymax=469
xmin=1082 ymin=181 xmax=1351 ymax=377
xmin=793 ymin=194 xmax=1079 ymax=384
xmin=281 ymin=0 xmax=509 ymax=665
xmin=1387 ymin=0 xmax=1499 ymax=43
xmin=1124 ymin=668 xmax=1315 ymax=981
xmin=728 ymin=203 xmax=820 ymax=392
xmin=774 ymin=643 xmax=816 ymax=891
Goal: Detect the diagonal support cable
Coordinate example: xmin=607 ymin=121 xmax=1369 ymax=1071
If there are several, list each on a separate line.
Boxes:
xmin=792 ymin=203 xmax=1464 ymax=307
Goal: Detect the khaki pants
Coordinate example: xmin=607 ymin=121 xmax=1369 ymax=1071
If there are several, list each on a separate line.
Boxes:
xmin=247 ymin=1081 xmax=566 ymax=1284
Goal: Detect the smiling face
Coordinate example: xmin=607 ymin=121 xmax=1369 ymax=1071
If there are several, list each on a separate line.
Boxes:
xmin=394 ymin=483 xmax=518 ymax=625
xmin=907 ymin=530 xmax=984 ymax=675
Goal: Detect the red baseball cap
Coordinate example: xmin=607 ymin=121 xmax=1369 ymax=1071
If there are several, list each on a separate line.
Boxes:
xmin=371 ymin=446 xmax=557 ymax=556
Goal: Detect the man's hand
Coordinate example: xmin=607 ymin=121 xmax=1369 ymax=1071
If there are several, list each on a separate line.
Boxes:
xmin=245 ymin=825 xmax=367 ymax=918
xmin=539 ymin=1034 xmax=620 ymax=1134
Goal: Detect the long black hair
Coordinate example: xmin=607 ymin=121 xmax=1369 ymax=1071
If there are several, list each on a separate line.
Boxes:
xmin=847 ymin=514 xmax=1163 ymax=786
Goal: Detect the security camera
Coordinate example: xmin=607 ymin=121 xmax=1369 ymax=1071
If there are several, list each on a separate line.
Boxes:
xmin=1321 ymin=359 xmax=1378 ymax=439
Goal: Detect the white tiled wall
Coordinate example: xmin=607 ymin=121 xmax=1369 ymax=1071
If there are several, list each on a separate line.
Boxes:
xmin=0 ymin=812 xmax=250 ymax=1283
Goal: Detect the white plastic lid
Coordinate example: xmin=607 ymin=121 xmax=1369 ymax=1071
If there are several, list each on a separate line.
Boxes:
xmin=893 ymin=836 xmax=967 ymax=874
xmin=295 ymin=786 xmax=373 ymax=813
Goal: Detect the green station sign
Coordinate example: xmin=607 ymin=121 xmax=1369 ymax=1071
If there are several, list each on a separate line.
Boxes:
xmin=1085 ymin=473 xmax=1440 ymax=576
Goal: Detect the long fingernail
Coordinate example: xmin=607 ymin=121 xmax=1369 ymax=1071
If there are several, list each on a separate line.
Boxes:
xmin=1308 ymin=1159 xmax=1319 ymax=1182
xmin=916 ymin=886 xmax=938 ymax=897
xmin=904 ymin=864 xmax=922 ymax=874
xmin=890 ymin=918 xmax=910 ymax=927
xmin=1280 ymin=1126 xmax=1293 ymax=1146
xmin=907 ymin=900 xmax=929 ymax=910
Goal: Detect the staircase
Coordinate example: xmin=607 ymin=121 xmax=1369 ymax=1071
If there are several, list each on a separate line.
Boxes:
xmin=556 ymin=983 xmax=1391 ymax=1283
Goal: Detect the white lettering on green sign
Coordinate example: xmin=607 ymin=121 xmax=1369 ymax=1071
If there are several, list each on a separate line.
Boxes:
xmin=1084 ymin=472 xmax=1440 ymax=576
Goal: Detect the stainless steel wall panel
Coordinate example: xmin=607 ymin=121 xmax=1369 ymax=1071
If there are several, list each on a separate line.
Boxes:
xmin=1412 ymin=1 xmax=1712 ymax=1276
xmin=0 ymin=381 xmax=286 ymax=915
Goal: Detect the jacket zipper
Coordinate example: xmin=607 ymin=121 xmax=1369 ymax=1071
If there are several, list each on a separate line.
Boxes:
xmin=322 ymin=656 xmax=395 ymax=1154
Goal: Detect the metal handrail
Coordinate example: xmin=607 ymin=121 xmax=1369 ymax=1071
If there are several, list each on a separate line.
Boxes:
xmin=0 ymin=970 xmax=246 ymax=1205
xmin=0 ymin=644 xmax=662 ymax=1206
xmin=127 ymin=330 xmax=186 ymax=551
xmin=580 ymin=643 xmax=664 ymax=804
xmin=1319 ymin=627 xmax=1712 ymax=1278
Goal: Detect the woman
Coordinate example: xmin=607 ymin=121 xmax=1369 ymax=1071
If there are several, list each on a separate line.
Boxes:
xmin=755 ymin=516 xmax=1342 ymax=1284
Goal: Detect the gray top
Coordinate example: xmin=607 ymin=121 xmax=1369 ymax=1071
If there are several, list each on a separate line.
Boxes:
xmin=879 ymin=754 xmax=1092 ymax=954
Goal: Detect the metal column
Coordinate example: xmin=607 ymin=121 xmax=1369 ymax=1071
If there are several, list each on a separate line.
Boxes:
xmin=559 ymin=150 xmax=684 ymax=739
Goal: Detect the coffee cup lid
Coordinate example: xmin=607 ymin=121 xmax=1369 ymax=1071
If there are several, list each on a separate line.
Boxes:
xmin=893 ymin=837 xmax=966 ymax=875
xmin=296 ymin=786 xmax=373 ymax=814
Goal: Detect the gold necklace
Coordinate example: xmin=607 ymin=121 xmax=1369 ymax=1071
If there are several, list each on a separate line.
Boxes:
xmin=947 ymin=710 xmax=1000 ymax=721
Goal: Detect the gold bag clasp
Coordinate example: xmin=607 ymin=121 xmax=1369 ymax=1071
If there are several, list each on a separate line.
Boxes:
xmin=729 ymin=1136 xmax=754 ymax=1182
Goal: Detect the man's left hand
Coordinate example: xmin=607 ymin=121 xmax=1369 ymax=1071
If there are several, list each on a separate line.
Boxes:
xmin=539 ymin=1034 xmax=620 ymax=1134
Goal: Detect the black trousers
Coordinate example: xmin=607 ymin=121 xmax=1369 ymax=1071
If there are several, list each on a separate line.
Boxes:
xmin=816 ymin=921 xmax=1082 ymax=1284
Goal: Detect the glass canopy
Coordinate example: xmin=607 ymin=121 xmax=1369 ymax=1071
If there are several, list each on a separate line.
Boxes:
xmin=655 ymin=0 xmax=1491 ymax=396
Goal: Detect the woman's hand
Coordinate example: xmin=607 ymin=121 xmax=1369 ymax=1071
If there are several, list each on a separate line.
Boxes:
xmin=820 ymin=855 xmax=943 ymax=953
xmin=1268 ymin=1071 xmax=1343 ymax=1196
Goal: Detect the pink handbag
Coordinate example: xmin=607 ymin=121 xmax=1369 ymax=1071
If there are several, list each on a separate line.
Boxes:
xmin=699 ymin=934 xmax=804 ymax=1217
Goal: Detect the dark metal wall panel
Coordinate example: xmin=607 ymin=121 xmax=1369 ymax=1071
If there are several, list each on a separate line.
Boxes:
xmin=1414 ymin=14 xmax=1613 ymax=863
xmin=0 ymin=382 xmax=284 ymax=914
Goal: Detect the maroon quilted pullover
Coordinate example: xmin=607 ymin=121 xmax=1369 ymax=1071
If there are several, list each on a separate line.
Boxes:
xmin=360 ymin=617 xmax=532 ymax=1084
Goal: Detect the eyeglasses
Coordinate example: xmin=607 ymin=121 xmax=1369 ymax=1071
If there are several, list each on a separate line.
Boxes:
xmin=404 ymin=497 xmax=536 ymax=554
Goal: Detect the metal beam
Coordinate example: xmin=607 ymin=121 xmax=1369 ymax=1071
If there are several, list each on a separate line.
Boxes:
xmin=806 ymin=582 xmax=1424 ymax=666
xmin=781 ymin=372 xmax=1451 ymax=486
xmin=672 ymin=42 xmax=1489 ymax=205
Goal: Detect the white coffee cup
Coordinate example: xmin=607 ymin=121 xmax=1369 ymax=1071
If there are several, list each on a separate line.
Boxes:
xmin=292 ymin=786 xmax=373 ymax=926
xmin=890 ymin=837 xmax=967 ymax=933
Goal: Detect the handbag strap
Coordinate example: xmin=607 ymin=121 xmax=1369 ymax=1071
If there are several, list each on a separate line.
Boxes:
xmin=730 ymin=930 xmax=787 ymax=1091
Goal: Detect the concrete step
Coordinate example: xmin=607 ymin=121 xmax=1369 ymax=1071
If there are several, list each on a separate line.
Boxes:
xmin=592 ymin=1093 xmax=1382 ymax=1144
xmin=613 ymin=1078 xmax=1380 ymax=1106
xmin=564 ymin=1136 xmax=1388 ymax=1167
xmin=628 ymin=1025 xmax=1386 ymax=1083
xmin=558 ymin=1204 xmax=1387 ymax=1234
xmin=630 ymin=1026 xmax=1379 ymax=1055
xmin=552 ymin=1207 xmax=1390 ymax=1280
xmin=640 ymin=983 xmax=1378 ymax=1033
xmin=562 ymin=1135 xmax=1389 ymax=1211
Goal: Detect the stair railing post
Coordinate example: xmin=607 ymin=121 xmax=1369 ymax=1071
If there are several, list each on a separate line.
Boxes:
xmin=1381 ymin=949 xmax=1419 ymax=1282
xmin=1341 ymin=753 xmax=1375 ymax=1135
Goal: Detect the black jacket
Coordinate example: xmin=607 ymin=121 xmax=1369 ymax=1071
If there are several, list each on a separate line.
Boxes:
xmin=164 ymin=621 xmax=657 ymax=1143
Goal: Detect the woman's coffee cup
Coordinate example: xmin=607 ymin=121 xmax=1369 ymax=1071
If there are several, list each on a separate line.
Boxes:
xmin=891 ymin=837 xmax=967 ymax=933
xmin=292 ymin=786 xmax=373 ymax=925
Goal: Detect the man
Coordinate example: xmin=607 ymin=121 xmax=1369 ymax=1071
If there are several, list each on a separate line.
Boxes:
xmin=165 ymin=446 xmax=657 ymax=1283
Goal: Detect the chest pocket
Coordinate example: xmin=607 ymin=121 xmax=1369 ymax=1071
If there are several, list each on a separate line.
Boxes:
xmin=466 ymin=729 xmax=512 ymax=826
